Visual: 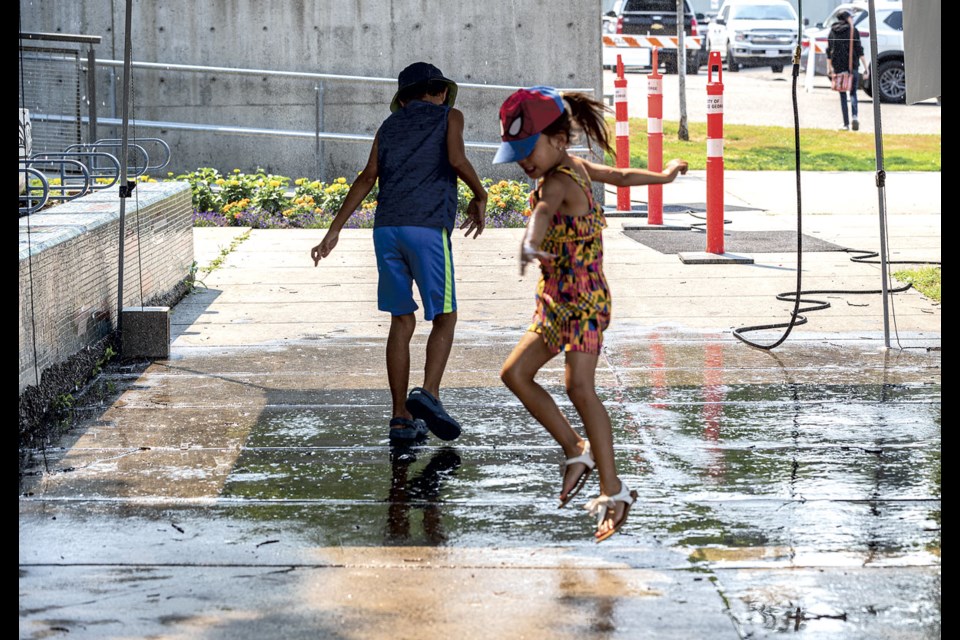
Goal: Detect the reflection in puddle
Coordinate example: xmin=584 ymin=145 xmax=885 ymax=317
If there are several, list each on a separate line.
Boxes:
xmin=385 ymin=447 xmax=461 ymax=546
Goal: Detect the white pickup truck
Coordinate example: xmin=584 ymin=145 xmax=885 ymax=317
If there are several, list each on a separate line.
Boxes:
xmin=707 ymin=0 xmax=798 ymax=73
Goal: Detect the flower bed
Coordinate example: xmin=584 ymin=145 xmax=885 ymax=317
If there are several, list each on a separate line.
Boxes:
xmin=172 ymin=168 xmax=532 ymax=230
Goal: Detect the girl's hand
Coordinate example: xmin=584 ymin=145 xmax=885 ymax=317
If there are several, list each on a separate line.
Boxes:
xmin=520 ymin=240 xmax=556 ymax=276
xmin=311 ymin=230 xmax=339 ymax=265
xmin=664 ymin=159 xmax=689 ymax=181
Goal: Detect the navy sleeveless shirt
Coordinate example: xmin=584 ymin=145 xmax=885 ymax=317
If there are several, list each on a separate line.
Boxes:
xmin=375 ymin=101 xmax=457 ymax=231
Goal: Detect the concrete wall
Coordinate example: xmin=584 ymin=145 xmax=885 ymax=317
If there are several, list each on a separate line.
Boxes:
xmin=19 ymin=182 xmax=193 ymax=393
xmin=22 ymin=1 xmax=603 ymax=182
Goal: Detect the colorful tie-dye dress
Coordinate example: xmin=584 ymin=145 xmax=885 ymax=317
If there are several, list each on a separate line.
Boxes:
xmin=528 ymin=165 xmax=612 ymax=354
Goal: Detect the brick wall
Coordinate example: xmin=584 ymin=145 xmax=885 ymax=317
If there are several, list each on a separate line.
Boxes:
xmin=19 ymin=182 xmax=193 ymax=393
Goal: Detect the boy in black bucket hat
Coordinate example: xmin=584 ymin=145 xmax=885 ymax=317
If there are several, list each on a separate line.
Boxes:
xmin=312 ymin=62 xmax=487 ymax=445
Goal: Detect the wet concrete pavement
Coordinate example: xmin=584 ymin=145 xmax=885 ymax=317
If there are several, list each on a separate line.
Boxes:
xmin=20 ymin=172 xmax=940 ymax=638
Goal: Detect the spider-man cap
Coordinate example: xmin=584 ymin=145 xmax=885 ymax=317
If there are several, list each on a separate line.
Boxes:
xmin=493 ymin=86 xmax=564 ymax=164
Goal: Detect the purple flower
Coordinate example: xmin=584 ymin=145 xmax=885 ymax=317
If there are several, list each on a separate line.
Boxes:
xmin=192 ymin=210 xmax=229 ymax=227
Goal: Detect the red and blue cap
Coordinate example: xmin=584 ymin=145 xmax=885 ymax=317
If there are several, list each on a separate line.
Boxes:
xmin=493 ymin=86 xmax=565 ymax=164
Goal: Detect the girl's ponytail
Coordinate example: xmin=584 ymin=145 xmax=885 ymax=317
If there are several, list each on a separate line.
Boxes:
xmin=542 ymin=92 xmax=614 ymax=158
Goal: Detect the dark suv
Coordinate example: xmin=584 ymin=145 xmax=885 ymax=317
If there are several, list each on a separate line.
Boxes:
xmin=603 ymin=0 xmax=703 ymax=74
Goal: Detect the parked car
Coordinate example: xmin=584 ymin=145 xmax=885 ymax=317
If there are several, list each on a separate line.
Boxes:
xmin=801 ymin=0 xmax=906 ymax=103
xmin=602 ymin=0 xmax=703 ymax=74
xmin=707 ymin=0 xmax=798 ymax=73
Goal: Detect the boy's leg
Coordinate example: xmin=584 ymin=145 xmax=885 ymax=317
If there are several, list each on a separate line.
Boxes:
xmin=423 ymin=310 xmax=457 ymax=398
xmin=402 ymin=226 xmax=457 ymax=398
xmin=398 ymin=226 xmax=463 ymax=439
xmin=387 ymin=313 xmax=416 ymax=420
xmin=374 ymin=227 xmax=424 ymax=438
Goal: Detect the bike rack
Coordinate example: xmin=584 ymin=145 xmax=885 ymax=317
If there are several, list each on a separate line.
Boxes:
xmin=33 ymin=151 xmax=121 ymax=191
xmin=23 ymin=157 xmax=92 ymax=203
xmin=19 ymin=167 xmax=50 ymax=216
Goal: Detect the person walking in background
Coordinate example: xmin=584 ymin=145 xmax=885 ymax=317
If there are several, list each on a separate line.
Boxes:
xmin=827 ymin=10 xmax=868 ymax=131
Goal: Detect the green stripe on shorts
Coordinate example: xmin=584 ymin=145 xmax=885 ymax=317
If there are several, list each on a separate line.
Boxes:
xmin=443 ymin=228 xmax=454 ymax=314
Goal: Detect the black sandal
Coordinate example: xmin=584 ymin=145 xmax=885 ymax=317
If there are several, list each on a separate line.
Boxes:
xmin=406 ymin=387 xmax=461 ymax=441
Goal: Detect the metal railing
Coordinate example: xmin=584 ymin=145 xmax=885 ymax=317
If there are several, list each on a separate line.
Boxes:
xmin=22 ymin=33 xmax=600 ymax=183
xmin=29 ymin=53 xmax=596 ymax=177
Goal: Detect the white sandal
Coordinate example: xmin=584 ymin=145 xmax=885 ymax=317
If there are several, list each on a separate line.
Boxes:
xmin=559 ymin=440 xmax=595 ymax=508
xmin=584 ymin=481 xmax=638 ymax=543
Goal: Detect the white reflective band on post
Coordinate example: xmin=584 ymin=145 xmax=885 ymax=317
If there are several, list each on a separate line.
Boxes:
xmin=707 ymin=138 xmax=724 ymax=158
xmin=615 ymin=88 xmax=627 ymax=101
xmin=707 ymin=96 xmax=723 ymax=113
xmin=647 ymin=79 xmax=662 ymax=94
xmin=616 ymin=121 xmax=630 ymax=137
xmin=647 ymin=118 xmax=662 ymax=134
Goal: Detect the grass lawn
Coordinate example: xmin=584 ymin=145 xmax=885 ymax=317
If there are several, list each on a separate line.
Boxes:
xmin=894 ymin=266 xmax=941 ymax=303
xmin=611 ymin=120 xmax=941 ymax=172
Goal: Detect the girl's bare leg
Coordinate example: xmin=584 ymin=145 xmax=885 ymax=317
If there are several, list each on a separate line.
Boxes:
xmin=565 ymin=350 xmax=627 ymax=538
xmin=501 ymin=331 xmax=588 ymax=500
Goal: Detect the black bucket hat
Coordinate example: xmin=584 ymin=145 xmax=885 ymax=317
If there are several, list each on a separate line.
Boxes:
xmin=390 ymin=62 xmax=458 ymax=112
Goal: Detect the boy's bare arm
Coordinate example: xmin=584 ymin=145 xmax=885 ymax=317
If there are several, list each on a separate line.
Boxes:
xmin=446 ymin=109 xmax=487 ymax=238
xmin=312 ymin=136 xmax=379 ymax=264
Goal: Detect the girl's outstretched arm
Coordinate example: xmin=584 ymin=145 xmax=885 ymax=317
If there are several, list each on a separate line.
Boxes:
xmin=584 ymin=158 xmax=688 ymax=187
xmin=312 ymin=135 xmax=379 ymax=265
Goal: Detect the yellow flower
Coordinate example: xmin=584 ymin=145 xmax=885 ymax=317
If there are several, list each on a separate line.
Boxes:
xmin=336 ymin=177 xmax=347 ymax=184
xmin=311 ymin=180 xmax=321 ymax=189
xmin=268 ymin=179 xmax=281 ymax=188
xmin=215 ymin=178 xmax=226 ymax=185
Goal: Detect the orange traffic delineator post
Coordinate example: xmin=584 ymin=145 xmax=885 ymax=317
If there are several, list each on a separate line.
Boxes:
xmin=621 ymin=48 xmax=691 ymax=231
xmin=678 ymin=51 xmax=753 ymax=265
xmin=647 ymin=48 xmax=663 ymax=225
xmin=706 ymin=50 xmax=725 ymax=255
xmin=614 ymin=55 xmax=630 ymax=212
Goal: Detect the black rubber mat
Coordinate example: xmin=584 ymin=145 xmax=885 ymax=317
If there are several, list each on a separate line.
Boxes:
xmin=623 ymin=229 xmax=846 ymax=255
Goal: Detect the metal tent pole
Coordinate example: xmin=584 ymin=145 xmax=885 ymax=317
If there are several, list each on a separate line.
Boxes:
xmin=867 ymin=0 xmax=892 ymax=348
xmin=115 ymin=0 xmax=134 ymax=336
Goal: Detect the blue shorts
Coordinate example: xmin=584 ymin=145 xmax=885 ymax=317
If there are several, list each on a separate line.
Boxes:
xmin=373 ymin=226 xmax=456 ymax=321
